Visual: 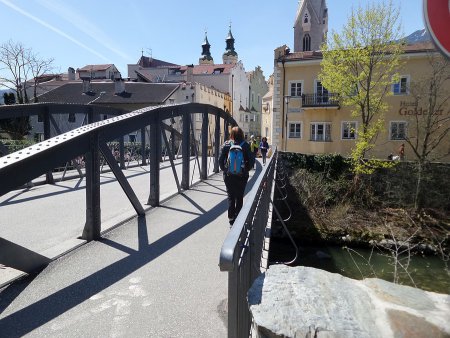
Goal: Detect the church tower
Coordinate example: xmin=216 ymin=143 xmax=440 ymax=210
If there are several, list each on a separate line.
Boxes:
xmin=222 ymin=25 xmax=238 ymax=64
xmin=293 ymin=0 xmax=328 ymax=52
xmin=199 ymin=31 xmax=214 ymax=65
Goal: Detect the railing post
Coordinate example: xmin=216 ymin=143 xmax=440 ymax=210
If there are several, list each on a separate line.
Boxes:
xmin=228 ymin=269 xmax=239 ymax=338
xmin=43 ymin=107 xmax=54 ymax=184
xmin=201 ymin=108 xmax=208 ymax=180
xmin=181 ymin=110 xmax=191 ymax=190
xmin=214 ymin=112 xmax=220 ymax=173
xmin=82 ymin=131 xmax=101 ymax=241
xmin=87 ymin=107 xmax=95 ymax=124
xmin=224 ymin=119 xmax=229 ymax=141
xmin=119 ymin=136 xmax=125 ymax=169
xmin=141 ymin=127 xmax=146 ymax=165
xmin=171 ymin=128 xmax=176 ymax=159
xmin=148 ymin=112 xmax=161 ymax=206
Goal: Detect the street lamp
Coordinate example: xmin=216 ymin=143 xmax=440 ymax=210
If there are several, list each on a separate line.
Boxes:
xmin=284 ymin=95 xmax=291 ymax=151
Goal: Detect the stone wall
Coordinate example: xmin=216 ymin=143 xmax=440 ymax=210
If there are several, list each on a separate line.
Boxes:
xmin=248 ymin=265 xmax=450 ymax=338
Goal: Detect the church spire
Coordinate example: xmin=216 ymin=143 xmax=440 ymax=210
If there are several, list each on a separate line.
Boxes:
xmin=223 ymin=23 xmax=238 ymax=64
xmin=293 ymin=0 xmax=328 ymax=52
xmin=199 ymin=31 xmax=214 ymax=65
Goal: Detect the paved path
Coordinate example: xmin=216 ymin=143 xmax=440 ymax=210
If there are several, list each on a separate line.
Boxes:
xmin=0 ymin=160 xmax=261 ymax=337
xmin=0 ymin=158 xmax=212 ymax=256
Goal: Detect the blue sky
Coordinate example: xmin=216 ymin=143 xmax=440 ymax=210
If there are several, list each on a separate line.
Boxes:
xmin=0 ymin=0 xmax=425 ymax=80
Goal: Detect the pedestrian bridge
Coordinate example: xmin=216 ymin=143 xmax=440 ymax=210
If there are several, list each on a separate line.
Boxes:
xmin=0 ymin=103 xmax=285 ymax=337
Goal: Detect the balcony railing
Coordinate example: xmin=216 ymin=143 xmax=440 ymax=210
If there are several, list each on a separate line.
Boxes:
xmin=302 ymin=93 xmax=340 ymax=108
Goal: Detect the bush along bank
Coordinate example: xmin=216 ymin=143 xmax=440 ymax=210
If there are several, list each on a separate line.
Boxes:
xmin=274 ymin=152 xmax=449 ymax=256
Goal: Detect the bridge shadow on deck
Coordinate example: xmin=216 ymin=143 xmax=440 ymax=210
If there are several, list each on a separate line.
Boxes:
xmin=0 ymin=169 xmax=260 ymax=337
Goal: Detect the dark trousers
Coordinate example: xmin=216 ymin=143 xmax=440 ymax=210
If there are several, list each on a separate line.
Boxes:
xmin=224 ymin=174 xmax=248 ymax=220
xmin=261 ymin=151 xmax=267 ymax=164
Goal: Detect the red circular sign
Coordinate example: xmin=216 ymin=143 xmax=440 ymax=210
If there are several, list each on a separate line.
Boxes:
xmin=424 ymin=0 xmax=450 ymax=58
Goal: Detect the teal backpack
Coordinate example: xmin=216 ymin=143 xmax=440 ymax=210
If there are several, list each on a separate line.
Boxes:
xmin=227 ymin=141 xmax=246 ymax=175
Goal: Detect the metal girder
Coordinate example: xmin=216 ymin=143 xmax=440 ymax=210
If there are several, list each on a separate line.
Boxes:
xmin=161 ymin=124 xmax=181 ymax=193
xmin=99 ymin=141 xmax=145 ymax=216
xmin=140 ymin=127 xmax=146 ymax=165
xmin=201 ymin=108 xmax=208 ymax=180
xmin=119 ymin=136 xmax=125 ymax=169
xmin=43 ymin=109 xmax=54 ymax=184
xmin=214 ymin=112 xmax=220 ymax=173
xmin=181 ymin=110 xmax=191 ymax=190
xmin=224 ymin=119 xmax=230 ymax=140
xmin=82 ymin=132 xmax=101 ymax=241
xmin=190 ymin=115 xmax=202 ymax=183
xmin=148 ymin=113 xmax=161 ymax=206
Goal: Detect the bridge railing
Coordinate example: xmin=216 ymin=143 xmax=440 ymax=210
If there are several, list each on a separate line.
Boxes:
xmin=219 ymin=149 xmax=278 ymax=338
xmin=0 ymin=102 xmax=236 ymax=243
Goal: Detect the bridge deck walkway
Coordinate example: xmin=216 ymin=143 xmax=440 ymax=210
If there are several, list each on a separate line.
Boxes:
xmin=0 ymin=167 xmax=261 ymax=337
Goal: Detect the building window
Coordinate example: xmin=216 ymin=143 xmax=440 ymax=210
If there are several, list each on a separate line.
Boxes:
xmin=311 ymin=122 xmax=331 ymax=141
xmin=68 ymin=113 xmax=76 ymax=123
xmin=37 ymin=114 xmax=43 ymax=123
xmin=103 ymin=114 xmax=108 ymax=120
xmin=303 ymin=34 xmax=311 ymax=51
xmin=390 ymin=121 xmax=407 ymax=140
xmin=341 ymin=121 xmax=357 ymax=140
xmin=315 ymin=80 xmax=329 ymax=103
xmin=289 ymin=122 xmax=302 ymax=138
xmin=304 ymin=13 xmax=309 ymax=23
xmin=392 ymin=75 xmax=409 ymax=95
xmin=290 ymin=81 xmax=303 ymax=97
xmin=245 ymin=114 xmax=249 ymax=123
xmin=129 ymin=134 xmax=136 ymax=143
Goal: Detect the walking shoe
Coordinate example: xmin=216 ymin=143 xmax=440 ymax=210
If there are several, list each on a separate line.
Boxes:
xmin=229 ymin=218 xmax=235 ymax=226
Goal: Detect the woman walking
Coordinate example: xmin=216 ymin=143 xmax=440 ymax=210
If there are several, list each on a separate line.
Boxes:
xmin=219 ymin=126 xmax=253 ymax=225
xmin=259 ymin=137 xmax=269 ymax=165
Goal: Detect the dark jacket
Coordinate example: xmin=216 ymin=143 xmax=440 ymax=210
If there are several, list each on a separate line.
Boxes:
xmin=259 ymin=141 xmax=269 ymax=153
xmin=219 ymin=140 xmax=253 ymax=177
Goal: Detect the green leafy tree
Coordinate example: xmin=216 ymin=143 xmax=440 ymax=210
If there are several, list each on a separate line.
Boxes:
xmin=319 ymin=1 xmax=403 ymax=174
xmin=405 ymin=53 xmax=450 ymax=209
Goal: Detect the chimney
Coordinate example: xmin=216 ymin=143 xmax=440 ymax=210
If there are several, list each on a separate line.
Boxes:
xmin=186 ymin=64 xmax=194 ymax=83
xmin=82 ymin=78 xmax=91 ymax=93
xmin=68 ymin=67 xmax=75 ymax=81
xmin=114 ymin=78 xmax=125 ymax=95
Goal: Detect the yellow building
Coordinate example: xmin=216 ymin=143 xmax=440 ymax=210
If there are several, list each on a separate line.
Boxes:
xmin=273 ymin=44 xmax=450 ymax=161
xmin=272 ymin=0 xmax=450 ymax=162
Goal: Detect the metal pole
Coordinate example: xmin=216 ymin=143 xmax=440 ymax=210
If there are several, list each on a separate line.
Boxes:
xmin=141 ymin=127 xmax=146 ymax=165
xmin=181 ymin=110 xmax=191 ymax=190
xmin=201 ymin=108 xmax=208 ymax=180
xmin=161 ymin=124 xmax=181 ymax=193
xmin=99 ymin=142 xmax=144 ymax=216
xmin=119 ymin=136 xmax=125 ymax=169
xmin=224 ymin=119 xmax=230 ymax=141
xmin=43 ymin=108 xmax=54 ymax=184
xmin=82 ymin=132 xmax=101 ymax=241
xmin=214 ymin=111 xmax=220 ymax=173
xmin=148 ymin=113 xmax=161 ymax=206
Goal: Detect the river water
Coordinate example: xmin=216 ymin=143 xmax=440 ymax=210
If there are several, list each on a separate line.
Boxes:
xmin=269 ymin=239 xmax=449 ymax=294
